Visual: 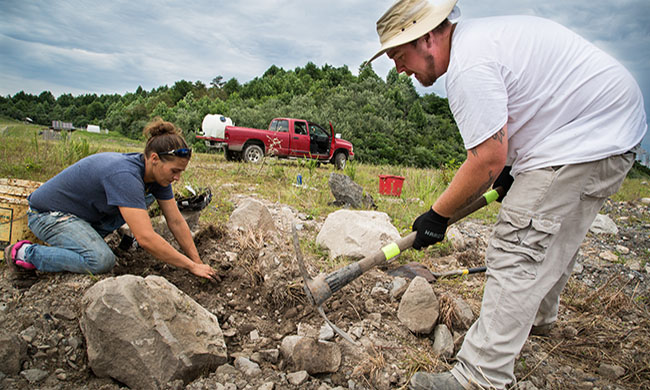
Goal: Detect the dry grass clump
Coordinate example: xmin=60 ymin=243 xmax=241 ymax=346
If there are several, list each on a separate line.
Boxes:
xmin=233 ymin=228 xmax=266 ymax=285
xmin=549 ymin=277 xmax=650 ymax=388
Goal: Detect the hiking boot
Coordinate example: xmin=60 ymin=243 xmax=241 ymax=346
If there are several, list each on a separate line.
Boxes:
xmin=409 ymin=371 xmax=465 ymax=390
xmin=530 ymin=322 xmax=555 ymax=337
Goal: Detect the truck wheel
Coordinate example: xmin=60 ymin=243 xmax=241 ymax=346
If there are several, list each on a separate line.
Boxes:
xmin=243 ymin=144 xmax=264 ymax=163
xmin=334 ymin=152 xmax=347 ymax=170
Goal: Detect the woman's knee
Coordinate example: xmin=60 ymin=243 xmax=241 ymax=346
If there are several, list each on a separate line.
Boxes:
xmin=86 ymin=249 xmax=116 ymax=274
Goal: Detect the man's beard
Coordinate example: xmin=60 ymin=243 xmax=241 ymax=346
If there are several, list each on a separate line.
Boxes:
xmin=415 ymin=53 xmax=437 ymax=87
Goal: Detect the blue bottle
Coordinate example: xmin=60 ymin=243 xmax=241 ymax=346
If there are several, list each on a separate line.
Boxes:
xmin=297 ymin=174 xmax=302 ymax=185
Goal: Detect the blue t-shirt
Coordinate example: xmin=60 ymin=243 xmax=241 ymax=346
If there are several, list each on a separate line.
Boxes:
xmin=28 ymin=152 xmax=173 ymax=224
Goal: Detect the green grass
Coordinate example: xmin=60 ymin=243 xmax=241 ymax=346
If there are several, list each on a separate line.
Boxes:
xmin=2 ymin=116 xmax=648 ymax=269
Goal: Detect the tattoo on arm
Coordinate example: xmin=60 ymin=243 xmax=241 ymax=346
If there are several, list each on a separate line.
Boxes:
xmin=455 ymin=170 xmax=496 ymax=210
xmin=470 ymin=128 xmax=504 ymax=158
xmin=491 ymin=128 xmax=505 ymax=144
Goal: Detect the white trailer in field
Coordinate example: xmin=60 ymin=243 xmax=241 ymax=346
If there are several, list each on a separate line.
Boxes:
xmin=196 ymin=114 xmax=233 ymax=150
xmin=87 ymin=124 xmax=101 ymax=133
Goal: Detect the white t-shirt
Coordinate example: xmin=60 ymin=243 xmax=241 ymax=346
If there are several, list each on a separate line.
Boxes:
xmin=446 ymin=16 xmax=647 ymax=175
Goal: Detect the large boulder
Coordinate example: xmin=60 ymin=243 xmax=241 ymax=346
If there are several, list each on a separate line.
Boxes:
xmin=316 ymin=210 xmax=401 ymax=259
xmin=80 ymin=275 xmax=227 ymax=390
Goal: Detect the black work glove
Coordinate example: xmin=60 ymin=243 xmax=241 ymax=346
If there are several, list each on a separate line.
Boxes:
xmin=493 ymin=166 xmax=513 ymax=202
xmin=412 ymin=208 xmax=449 ymax=250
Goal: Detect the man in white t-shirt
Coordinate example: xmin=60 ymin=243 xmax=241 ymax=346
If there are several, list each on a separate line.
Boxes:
xmin=367 ymin=1 xmax=647 ymax=389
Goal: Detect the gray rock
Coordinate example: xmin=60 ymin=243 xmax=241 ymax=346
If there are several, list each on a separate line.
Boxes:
xmin=258 ymin=349 xmax=280 ymax=364
xmin=589 ymin=214 xmax=618 ymax=234
xmin=0 ymin=332 xmax=28 ymax=375
xmin=227 ymin=197 xmax=276 ymax=233
xmin=398 ymin=276 xmax=439 ymax=334
xmin=319 ymin=324 xmax=335 ymax=341
xmin=287 ymin=370 xmax=310 ymax=385
xmin=446 ymin=226 xmax=465 ymax=251
xmin=19 ymin=325 xmax=37 ymax=344
xmin=450 ymin=295 xmax=474 ymax=330
xmin=390 ymin=277 xmax=408 ymax=299
xmin=292 ymin=338 xmax=341 ymax=374
xmin=328 ymin=173 xmax=376 ymax=209
xmin=80 ymin=275 xmax=227 ymax=390
xmin=280 ymin=335 xmax=304 ymax=362
xmin=316 ymin=210 xmax=401 ymax=259
xmin=432 ymin=324 xmax=454 ymax=358
xmin=516 ymin=381 xmax=539 ymax=390
xmin=20 ymin=368 xmax=48 ymax=383
xmin=234 ymin=357 xmax=261 ymax=377
xmin=53 ymin=306 xmax=77 ymax=321
xmin=216 ymin=363 xmax=239 ymax=376
xmin=598 ymin=363 xmax=625 ymax=379
xmin=258 ymin=382 xmax=275 ymax=390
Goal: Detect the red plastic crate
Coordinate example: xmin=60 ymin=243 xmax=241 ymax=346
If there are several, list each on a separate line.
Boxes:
xmin=378 ymin=175 xmax=405 ymax=197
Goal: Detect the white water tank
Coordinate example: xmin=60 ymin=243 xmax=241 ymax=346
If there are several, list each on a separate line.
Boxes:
xmin=201 ymin=114 xmax=232 ymax=139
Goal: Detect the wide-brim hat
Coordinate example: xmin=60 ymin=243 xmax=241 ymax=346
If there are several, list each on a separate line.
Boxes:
xmin=367 ymin=0 xmax=458 ymax=64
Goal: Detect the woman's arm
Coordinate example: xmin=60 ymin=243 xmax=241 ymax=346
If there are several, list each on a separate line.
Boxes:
xmin=119 ymin=206 xmax=217 ymax=280
xmin=157 ymin=198 xmax=201 ymax=264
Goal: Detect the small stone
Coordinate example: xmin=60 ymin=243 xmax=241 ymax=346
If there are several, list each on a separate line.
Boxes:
xmin=223 ymin=328 xmax=237 ymax=337
xmin=627 ymin=260 xmax=642 ymax=271
xmin=615 ymin=245 xmax=630 ymax=255
xmin=517 ymin=381 xmax=539 ymax=390
xmin=216 ymin=363 xmax=239 ymax=376
xmin=250 ymin=330 xmax=260 ymax=341
xmin=258 ymin=382 xmax=274 ymax=390
xmin=432 ymin=324 xmax=454 ymax=358
xmin=258 ymin=349 xmax=280 ymax=364
xmin=319 ymin=324 xmax=335 ymax=341
xmin=234 ymin=357 xmax=261 ymax=377
xmin=53 ymin=307 xmax=77 ymax=321
xmin=599 ymin=250 xmax=619 ymax=262
xmin=350 ymin=326 xmax=364 ymax=339
xmin=287 ymin=370 xmax=309 ymax=385
xmin=390 ymin=277 xmax=408 ymax=299
xmin=598 ymin=363 xmax=625 ymax=379
xmin=20 ymin=326 xmax=38 ymax=344
xmin=370 ymin=286 xmax=389 ymax=297
xmin=20 ymin=368 xmax=49 ymax=383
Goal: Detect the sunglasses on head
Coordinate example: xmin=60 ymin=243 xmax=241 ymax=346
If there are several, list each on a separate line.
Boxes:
xmin=158 ymin=148 xmax=192 ymax=158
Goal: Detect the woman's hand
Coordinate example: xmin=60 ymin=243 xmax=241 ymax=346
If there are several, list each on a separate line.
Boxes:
xmin=189 ymin=262 xmax=220 ymax=281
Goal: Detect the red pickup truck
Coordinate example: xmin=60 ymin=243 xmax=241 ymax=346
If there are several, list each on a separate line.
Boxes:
xmin=196 ymin=116 xmax=354 ymax=169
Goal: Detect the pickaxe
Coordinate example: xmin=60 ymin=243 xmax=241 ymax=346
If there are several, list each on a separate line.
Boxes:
xmin=292 ymin=187 xmax=505 ymax=344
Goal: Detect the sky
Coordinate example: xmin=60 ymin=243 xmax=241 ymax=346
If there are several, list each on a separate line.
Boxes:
xmin=1 ymin=0 xmax=649 ymax=152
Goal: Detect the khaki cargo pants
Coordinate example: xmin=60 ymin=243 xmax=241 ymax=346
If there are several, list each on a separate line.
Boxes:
xmin=451 ymin=149 xmax=637 ymax=389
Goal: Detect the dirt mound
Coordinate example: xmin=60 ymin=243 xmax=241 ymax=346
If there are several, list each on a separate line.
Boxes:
xmin=1 ymin=198 xmax=649 ymax=389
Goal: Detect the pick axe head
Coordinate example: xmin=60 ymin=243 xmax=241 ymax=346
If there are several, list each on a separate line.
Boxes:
xmin=292 ymin=225 xmax=359 ymax=345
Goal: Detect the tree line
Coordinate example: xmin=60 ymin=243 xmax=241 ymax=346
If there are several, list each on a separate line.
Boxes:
xmin=0 ymin=63 xmax=465 ymax=168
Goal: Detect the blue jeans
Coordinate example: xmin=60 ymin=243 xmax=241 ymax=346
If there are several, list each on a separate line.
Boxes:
xmin=26 ymin=210 xmax=116 ymax=274
xmin=25 ymin=194 xmax=155 ymax=274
